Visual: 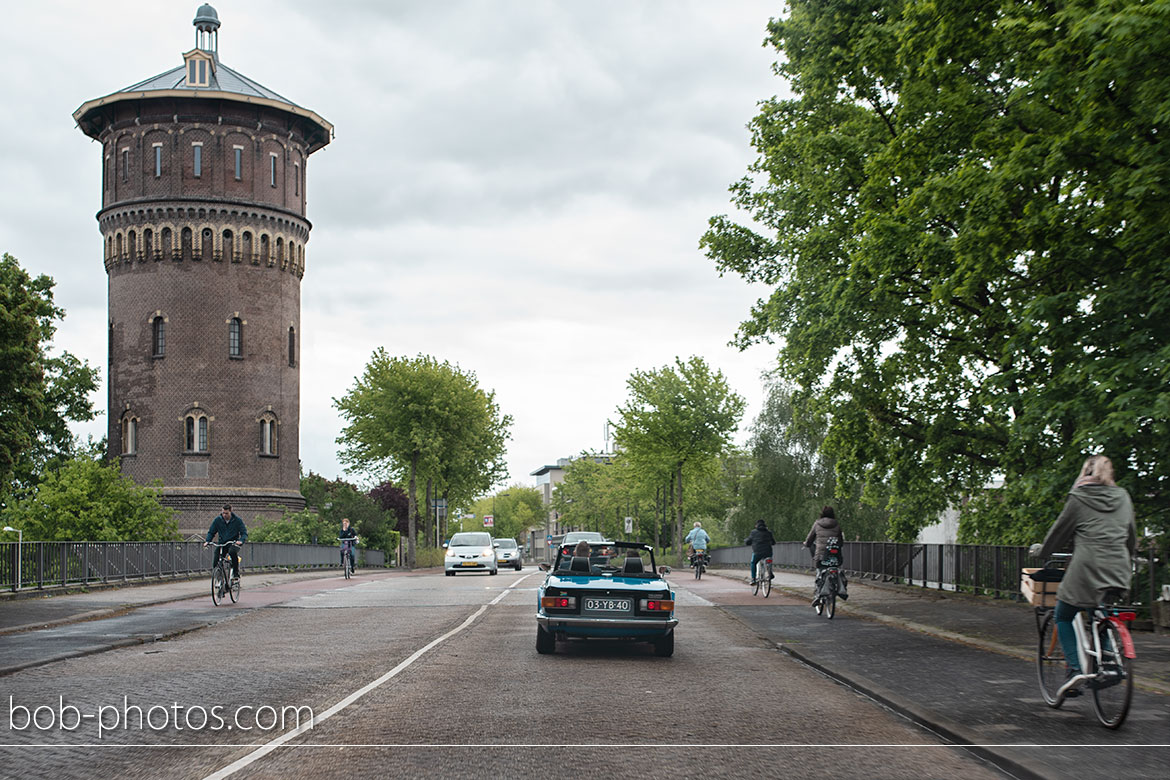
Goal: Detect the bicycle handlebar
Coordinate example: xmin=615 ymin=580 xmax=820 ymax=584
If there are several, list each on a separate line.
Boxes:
xmin=206 ymin=541 xmax=242 ymax=547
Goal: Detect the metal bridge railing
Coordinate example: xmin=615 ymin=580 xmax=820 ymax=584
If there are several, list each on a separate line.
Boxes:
xmin=1 ymin=541 xmax=388 ymax=592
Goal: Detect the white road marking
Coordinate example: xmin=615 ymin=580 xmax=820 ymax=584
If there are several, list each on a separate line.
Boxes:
xmin=201 ymin=573 xmax=534 ymax=780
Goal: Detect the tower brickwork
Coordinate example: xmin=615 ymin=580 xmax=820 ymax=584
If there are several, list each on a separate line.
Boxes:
xmin=74 ymin=5 xmax=332 ymax=534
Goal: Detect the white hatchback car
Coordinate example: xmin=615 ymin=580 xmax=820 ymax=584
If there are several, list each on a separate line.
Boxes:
xmin=495 ymin=538 xmax=522 ymax=570
xmin=444 ymin=532 xmax=498 ymax=576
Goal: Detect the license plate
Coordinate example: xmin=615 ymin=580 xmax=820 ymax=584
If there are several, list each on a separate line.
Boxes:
xmin=584 ymin=598 xmax=630 ymax=611
xmin=461 ymin=561 xmax=477 ymax=566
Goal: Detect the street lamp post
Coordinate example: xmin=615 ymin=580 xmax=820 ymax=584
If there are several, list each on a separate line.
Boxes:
xmin=3 ymin=526 xmax=22 ymax=591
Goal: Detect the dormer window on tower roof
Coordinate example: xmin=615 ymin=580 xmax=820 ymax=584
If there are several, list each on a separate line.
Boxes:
xmin=184 ymin=50 xmax=214 ymax=88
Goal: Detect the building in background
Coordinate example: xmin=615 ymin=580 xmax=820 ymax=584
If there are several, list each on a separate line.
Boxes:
xmin=73 ymin=5 xmax=332 ymax=534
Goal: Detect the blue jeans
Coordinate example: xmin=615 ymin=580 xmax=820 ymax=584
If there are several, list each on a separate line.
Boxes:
xmin=749 ymin=554 xmax=767 ymax=581
xmin=1055 ymin=599 xmax=1083 ymax=673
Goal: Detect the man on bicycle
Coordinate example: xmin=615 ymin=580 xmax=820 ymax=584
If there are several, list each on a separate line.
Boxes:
xmin=744 ymin=519 xmax=776 ymax=585
xmin=1031 ymin=455 xmax=1136 ymax=698
xmin=685 ymin=521 xmax=710 ymax=568
xmin=339 ymin=517 xmax=359 ymax=571
xmin=204 ymin=504 xmax=247 ymax=582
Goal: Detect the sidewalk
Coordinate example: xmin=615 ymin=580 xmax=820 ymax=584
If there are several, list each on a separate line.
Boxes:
xmin=0 ymin=569 xmax=365 ymax=637
xmin=710 ymin=566 xmax=1170 ymax=695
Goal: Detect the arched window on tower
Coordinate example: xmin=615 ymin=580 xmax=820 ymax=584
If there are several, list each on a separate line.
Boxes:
xmin=222 ymin=229 xmax=234 ymax=263
xmin=121 ymin=412 xmax=138 ymax=456
xmin=128 ymin=230 xmax=137 ymax=261
xmin=242 ymin=232 xmax=253 ymax=263
xmin=181 ymin=227 xmax=193 ymax=262
xmin=201 ymin=228 xmax=213 ymax=261
xmin=276 ymin=237 xmax=284 ymax=269
xmin=116 ymin=233 xmax=123 ymax=260
xmin=161 ymin=227 xmax=173 ymax=260
xmin=260 ymin=234 xmax=270 ymax=265
xmin=185 ymin=411 xmax=209 ymax=452
xmin=288 ymin=326 xmax=296 ymax=367
xmin=151 ymin=316 xmax=166 ymax=358
xmin=143 ymin=228 xmax=153 ymax=260
xmin=229 ymin=317 xmax=243 ymax=358
xmin=259 ymin=413 xmax=278 ymax=457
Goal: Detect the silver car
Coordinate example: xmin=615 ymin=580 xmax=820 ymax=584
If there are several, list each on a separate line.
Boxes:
xmin=495 ymin=538 xmax=522 ymax=570
xmin=444 ymin=532 xmax=498 ymax=575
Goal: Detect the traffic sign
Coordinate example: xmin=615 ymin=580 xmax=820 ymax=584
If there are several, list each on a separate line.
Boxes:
xmin=483 ymin=515 xmax=494 ymax=527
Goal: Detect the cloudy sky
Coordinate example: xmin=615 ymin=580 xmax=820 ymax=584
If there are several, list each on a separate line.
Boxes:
xmin=1 ymin=0 xmax=787 ymax=490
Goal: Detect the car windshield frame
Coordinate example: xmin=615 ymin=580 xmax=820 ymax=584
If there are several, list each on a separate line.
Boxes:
xmin=449 ymin=532 xmax=492 ymax=547
xmin=551 ymin=540 xmax=659 ymax=579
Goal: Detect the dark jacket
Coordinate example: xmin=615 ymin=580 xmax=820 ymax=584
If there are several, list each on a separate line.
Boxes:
xmin=804 ymin=515 xmax=843 ymax=561
xmin=745 ymin=524 xmax=775 ymax=556
xmin=1037 ymin=484 xmax=1136 ymax=608
xmin=339 ymin=526 xmax=358 ymax=541
xmin=205 ymin=513 xmax=248 ymax=544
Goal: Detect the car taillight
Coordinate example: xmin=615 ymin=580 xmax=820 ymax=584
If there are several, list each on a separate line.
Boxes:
xmin=639 ymin=598 xmax=674 ymax=612
xmin=541 ymin=596 xmax=577 ymax=610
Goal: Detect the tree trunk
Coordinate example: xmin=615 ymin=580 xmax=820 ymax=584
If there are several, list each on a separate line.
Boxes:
xmin=407 ymin=452 xmax=418 ymax=568
xmin=653 ymin=485 xmax=661 ymax=551
xmin=674 ymin=468 xmax=685 ymax=567
xmin=425 ymin=478 xmax=433 ymax=548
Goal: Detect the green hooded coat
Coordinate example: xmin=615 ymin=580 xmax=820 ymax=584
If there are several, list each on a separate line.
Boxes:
xmin=1037 ymin=484 xmax=1136 ymax=608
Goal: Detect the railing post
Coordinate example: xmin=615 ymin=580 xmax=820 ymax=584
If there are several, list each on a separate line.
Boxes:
xmin=123 ymin=543 xmax=128 ymax=582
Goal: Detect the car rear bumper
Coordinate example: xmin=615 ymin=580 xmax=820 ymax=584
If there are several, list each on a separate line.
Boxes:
xmin=536 ymin=614 xmax=678 ymax=632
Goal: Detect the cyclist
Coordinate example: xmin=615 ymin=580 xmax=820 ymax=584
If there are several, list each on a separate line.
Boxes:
xmin=685 ymin=521 xmax=710 ymax=569
xmin=804 ymin=505 xmax=847 ymax=604
xmin=1030 ymin=455 xmax=1137 ymax=698
xmin=204 ymin=504 xmax=247 ymax=583
xmin=744 ymin=519 xmax=776 ymax=585
xmin=339 ymin=517 xmax=359 ymax=572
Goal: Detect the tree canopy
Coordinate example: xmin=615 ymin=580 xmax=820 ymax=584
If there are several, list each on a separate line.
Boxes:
xmin=702 ymin=0 xmax=1170 ymax=541
xmin=5 ymin=455 xmax=176 ymax=542
xmin=334 ymin=351 xmax=511 ymax=566
xmin=612 ymin=356 xmax=745 ymax=562
xmin=0 ymin=253 xmax=98 ymax=505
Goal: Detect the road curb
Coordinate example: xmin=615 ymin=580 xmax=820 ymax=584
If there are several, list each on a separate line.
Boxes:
xmin=773 ymin=638 xmax=1064 ymax=780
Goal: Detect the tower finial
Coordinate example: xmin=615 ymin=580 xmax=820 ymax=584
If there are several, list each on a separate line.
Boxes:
xmin=193 ymin=5 xmax=220 ymax=55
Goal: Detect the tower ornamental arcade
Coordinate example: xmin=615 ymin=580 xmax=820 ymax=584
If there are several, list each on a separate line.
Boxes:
xmin=73 ymin=5 xmax=332 ymax=534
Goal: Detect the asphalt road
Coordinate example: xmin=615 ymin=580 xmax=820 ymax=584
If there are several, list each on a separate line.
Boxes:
xmin=2 ymin=568 xmax=1013 ymax=780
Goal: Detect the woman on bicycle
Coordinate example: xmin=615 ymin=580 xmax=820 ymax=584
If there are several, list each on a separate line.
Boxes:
xmin=1032 ymin=455 xmax=1136 ymax=697
xmin=804 ymin=505 xmax=846 ymax=603
xmin=339 ymin=517 xmax=359 ymax=571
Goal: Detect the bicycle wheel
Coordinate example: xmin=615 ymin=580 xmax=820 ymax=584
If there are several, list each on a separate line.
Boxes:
xmin=1036 ymin=611 xmax=1064 ymax=707
xmin=229 ymin=571 xmax=240 ymax=603
xmin=694 ymin=559 xmax=701 ymax=580
xmin=753 ymin=562 xmax=762 ymax=595
xmin=825 ymin=576 xmax=836 ymax=619
xmin=1091 ymin=621 xmax=1133 ymax=729
xmin=344 ymin=555 xmax=351 ymax=580
xmin=762 ymin=566 xmax=772 ymax=597
xmin=211 ymin=566 xmax=225 ymax=606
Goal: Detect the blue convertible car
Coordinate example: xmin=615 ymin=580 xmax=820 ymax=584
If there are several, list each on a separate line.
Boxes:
xmin=536 ymin=540 xmax=676 ymax=657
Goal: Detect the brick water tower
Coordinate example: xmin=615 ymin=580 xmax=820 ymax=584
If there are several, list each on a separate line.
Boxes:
xmin=73 ymin=5 xmax=332 ymax=535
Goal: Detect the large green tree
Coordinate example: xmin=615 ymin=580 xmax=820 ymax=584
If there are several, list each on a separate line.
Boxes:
xmin=334 ymin=351 xmax=511 ymax=567
xmin=5 ymin=455 xmax=176 ymax=541
xmin=703 ymin=0 xmax=1170 ymax=541
xmin=0 ymin=253 xmax=99 ymax=504
xmin=612 ymin=357 xmax=746 ymax=564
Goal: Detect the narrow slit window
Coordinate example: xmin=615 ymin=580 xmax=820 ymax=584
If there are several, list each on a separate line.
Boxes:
xmin=122 ymin=149 xmax=129 ymax=181
xmin=288 ymin=327 xmax=296 ymax=367
xmin=234 ymin=147 xmax=242 ymax=180
xmin=152 ymin=316 xmax=166 ymax=357
xmin=229 ymin=317 xmax=243 ymax=357
xmin=270 ymin=154 xmax=277 ymax=187
xmin=193 ymin=144 xmax=202 ymax=177
xmin=154 ymin=144 xmax=162 ymax=177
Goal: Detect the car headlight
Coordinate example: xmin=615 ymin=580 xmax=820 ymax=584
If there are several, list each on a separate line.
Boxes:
xmin=482 ymin=548 xmax=493 ymax=558
xmin=446 ymin=547 xmax=457 ymax=557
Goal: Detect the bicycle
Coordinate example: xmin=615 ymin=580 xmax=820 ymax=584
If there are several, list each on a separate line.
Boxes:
xmin=208 ymin=541 xmax=242 ymax=605
xmin=812 ymin=537 xmax=843 ymax=619
xmin=752 ymin=558 xmax=772 ymax=597
xmin=690 ymin=548 xmax=707 ymax=580
xmin=1030 ymin=554 xmax=1136 ymax=729
xmin=338 ymin=537 xmax=358 ymax=579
